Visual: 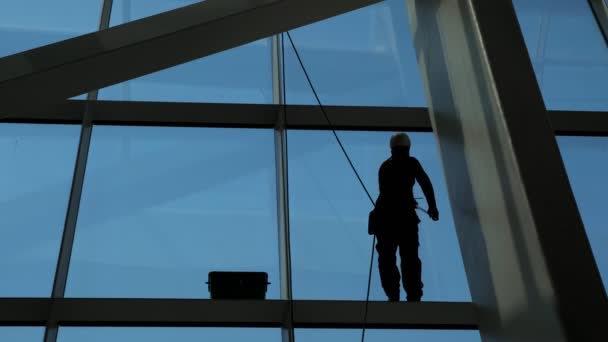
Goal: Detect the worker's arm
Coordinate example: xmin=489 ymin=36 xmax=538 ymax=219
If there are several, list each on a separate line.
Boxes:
xmin=413 ymin=158 xmax=439 ymax=221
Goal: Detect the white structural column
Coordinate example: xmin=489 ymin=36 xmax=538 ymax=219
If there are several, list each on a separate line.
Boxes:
xmin=404 ymin=0 xmax=607 ymax=341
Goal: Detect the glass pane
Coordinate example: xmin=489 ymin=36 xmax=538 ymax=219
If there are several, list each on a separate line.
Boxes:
xmin=97 ymin=39 xmax=272 ymax=103
xmin=284 ymin=0 xmax=425 ymax=107
xmin=66 ymin=126 xmax=279 ymax=298
xmin=558 ymin=136 xmax=608 ymax=289
xmin=0 ymin=124 xmax=80 ymax=297
xmin=100 ymin=1 xmax=272 ymax=103
xmin=59 ymin=327 xmax=280 ymax=342
xmin=513 ymin=0 xmax=608 ymax=111
xmin=109 ymin=0 xmax=201 ymax=27
xmin=0 ymin=0 xmax=102 ymax=57
xmin=288 ymin=131 xmax=471 ymax=301
xmin=0 ymin=327 xmax=45 ymax=342
xmin=297 ymin=329 xmax=481 ymax=342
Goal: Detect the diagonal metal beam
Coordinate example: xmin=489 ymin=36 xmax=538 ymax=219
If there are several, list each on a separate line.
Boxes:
xmin=0 ymin=0 xmax=382 ymax=110
xmin=0 ymin=298 xmax=478 ymax=329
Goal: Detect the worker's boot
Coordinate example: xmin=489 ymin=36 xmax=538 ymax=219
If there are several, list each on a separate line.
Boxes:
xmin=406 ymin=290 xmax=422 ymax=302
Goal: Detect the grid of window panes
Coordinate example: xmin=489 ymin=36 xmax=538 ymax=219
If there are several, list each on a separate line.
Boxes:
xmin=2 ymin=0 xmax=608 ymax=339
xmin=66 ymin=126 xmax=280 ymax=299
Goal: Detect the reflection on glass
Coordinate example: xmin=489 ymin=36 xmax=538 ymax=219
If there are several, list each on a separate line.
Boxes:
xmin=0 ymin=0 xmax=102 ymax=57
xmin=558 ymin=136 xmax=608 ymax=289
xmin=58 ymin=327 xmax=280 ymax=342
xmin=109 ymin=0 xmax=201 ymax=27
xmin=285 ymin=0 xmax=425 ymax=107
xmin=100 ymin=0 xmax=272 ymax=103
xmin=288 ymin=131 xmax=471 ymax=301
xmin=297 ymin=329 xmax=481 ymax=342
xmin=97 ymin=39 xmax=272 ymax=103
xmin=0 ymin=327 xmax=45 ymax=342
xmin=66 ymin=126 xmax=279 ymax=298
xmin=513 ymin=0 xmax=608 ymax=110
xmin=0 ymin=124 xmax=80 ymax=297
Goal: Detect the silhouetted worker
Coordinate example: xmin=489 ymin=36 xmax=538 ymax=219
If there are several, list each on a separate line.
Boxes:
xmin=370 ymin=132 xmax=439 ymax=302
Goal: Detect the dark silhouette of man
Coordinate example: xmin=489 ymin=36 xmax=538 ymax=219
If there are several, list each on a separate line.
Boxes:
xmin=371 ymin=132 xmax=439 ymax=302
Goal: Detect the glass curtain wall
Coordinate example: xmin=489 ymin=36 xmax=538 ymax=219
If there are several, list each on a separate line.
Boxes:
xmin=513 ymin=0 xmax=608 ymax=111
xmin=0 ymin=0 xmax=103 ymax=57
xmin=283 ymin=0 xmax=425 ymax=107
xmin=17 ymin=0 xmax=608 ymax=339
xmin=0 ymin=124 xmax=80 ymax=297
xmin=0 ymin=327 xmax=45 ymax=342
xmin=98 ymin=0 xmax=273 ymax=103
xmin=558 ymin=136 xmax=608 ymax=289
xmin=66 ymin=126 xmax=279 ymax=299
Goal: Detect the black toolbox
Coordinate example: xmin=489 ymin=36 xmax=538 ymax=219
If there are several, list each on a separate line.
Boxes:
xmin=207 ymin=272 xmax=270 ymax=299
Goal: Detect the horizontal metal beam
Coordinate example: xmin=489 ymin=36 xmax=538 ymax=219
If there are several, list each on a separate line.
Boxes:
xmin=0 ymin=299 xmax=478 ymax=329
xmin=550 ymin=110 xmax=608 ymax=136
xmin=0 ymin=100 xmax=430 ymax=130
xmin=2 ymin=100 xmax=607 ymax=136
xmin=0 ymin=0 xmax=382 ymax=110
xmin=0 ymin=299 xmax=51 ymax=325
xmin=295 ymin=301 xmax=478 ymax=329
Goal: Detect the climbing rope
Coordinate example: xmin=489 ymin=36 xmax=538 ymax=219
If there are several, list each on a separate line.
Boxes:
xmin=282 ymin=31 xmax=377 ymax=342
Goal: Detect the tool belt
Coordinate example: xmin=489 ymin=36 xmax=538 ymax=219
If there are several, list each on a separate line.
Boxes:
xmin=368 ymin=207 xmax=420 ymax=235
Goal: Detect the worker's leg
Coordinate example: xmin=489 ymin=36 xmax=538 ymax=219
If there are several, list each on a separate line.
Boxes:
xmin=399 ymin=231 xmax=423 ymax=301
xmin=376 ymin=234 xmax=400 ymax=301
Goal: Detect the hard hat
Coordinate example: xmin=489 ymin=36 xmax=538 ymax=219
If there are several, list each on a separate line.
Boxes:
xmin=390 ymin=132 xmax=411 ymax=148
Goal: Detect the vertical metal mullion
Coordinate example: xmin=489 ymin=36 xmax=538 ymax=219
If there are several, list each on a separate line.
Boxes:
xmin=272 ymin=34 xmax=295 ymax=342
xmin=43 ymin=1 xmax=113 ymax=342
xmin=589 ymin=0 xmax=608 ymax=45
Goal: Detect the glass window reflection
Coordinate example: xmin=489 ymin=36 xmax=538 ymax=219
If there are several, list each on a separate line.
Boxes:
xmin=558 ymin=136 xmax=608 ymax=289
xmin=109 ymin=0 xmax=201 ymax=27
xmin=0 ymin=327 xmax=45 ymax=342
xmin=0 ymin=124 xmax=80 ymax=297
xmin=66 ymin=126 xmax=279 ymax=298
xmin=0 ymin=0 xmax=102 ymax=57
xmin=285 ymin=0 xmax=425 ymax=107
xmin=513 ymin=0 xmax=608 ymax=111
xmin=100 ymin=0 xmax=272 ymax=104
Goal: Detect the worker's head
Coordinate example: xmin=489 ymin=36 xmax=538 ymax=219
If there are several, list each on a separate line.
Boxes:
xmin=390 ymin=132 xmax=411 ymax=159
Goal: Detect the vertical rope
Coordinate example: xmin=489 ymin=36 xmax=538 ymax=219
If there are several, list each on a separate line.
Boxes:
xmin=284 ymin=31 xmax=376 ymax=342
xmin=281 ymin=32 xmax=297 ymax=342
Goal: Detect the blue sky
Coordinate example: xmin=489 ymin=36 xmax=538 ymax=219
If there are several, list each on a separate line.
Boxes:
xmin=0 ymin=0 xmax=607 ymax=341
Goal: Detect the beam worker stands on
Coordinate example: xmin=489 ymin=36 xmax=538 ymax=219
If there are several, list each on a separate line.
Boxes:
xmin=369 ymin=132 xmax=439 ymax=302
